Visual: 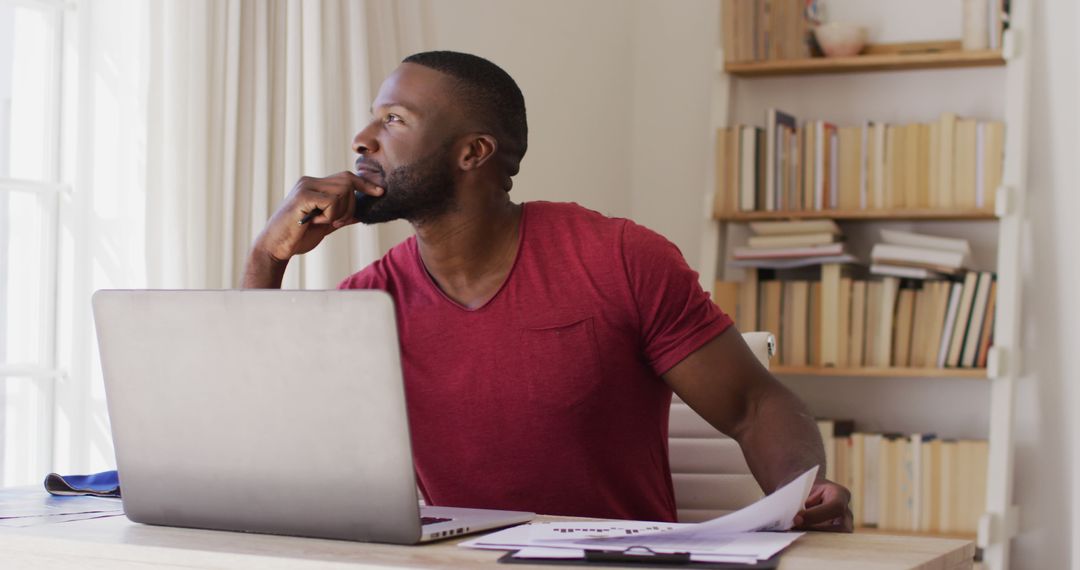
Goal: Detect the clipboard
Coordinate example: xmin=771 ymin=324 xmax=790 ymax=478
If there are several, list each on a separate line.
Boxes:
xmin=497 ymin=546 xmax=781 ymax=569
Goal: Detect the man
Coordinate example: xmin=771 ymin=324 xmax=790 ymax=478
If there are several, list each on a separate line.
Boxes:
xmin=243 ymin=51 xmax=852 ymax=531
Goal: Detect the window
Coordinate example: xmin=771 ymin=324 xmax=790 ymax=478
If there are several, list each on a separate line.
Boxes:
xmin=0 ymin=0 xmax=65 ymax=486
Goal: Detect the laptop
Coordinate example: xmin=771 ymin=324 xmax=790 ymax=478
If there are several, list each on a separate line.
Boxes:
xmin=92 ymin=289 xmax=534 ymax=544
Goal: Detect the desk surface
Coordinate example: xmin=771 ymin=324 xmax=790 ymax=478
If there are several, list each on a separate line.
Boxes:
xmin=0 ymin=513 xmax=974 ymax=570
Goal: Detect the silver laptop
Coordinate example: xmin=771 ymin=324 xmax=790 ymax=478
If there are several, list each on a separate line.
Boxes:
xmin=92 ymin=289 xmax=533 ymax=544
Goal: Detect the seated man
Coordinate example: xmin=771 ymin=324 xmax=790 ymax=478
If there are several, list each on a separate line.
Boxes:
xmin=243 ymin=50 xmax=851 ymax=531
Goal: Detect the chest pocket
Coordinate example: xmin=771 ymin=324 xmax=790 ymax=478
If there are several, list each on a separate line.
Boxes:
xmin=518 ymin=316 xmax=604 ymax=411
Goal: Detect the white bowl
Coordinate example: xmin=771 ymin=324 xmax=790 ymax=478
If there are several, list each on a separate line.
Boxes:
xmin=814 ymin=22 xmax=867 ymax=58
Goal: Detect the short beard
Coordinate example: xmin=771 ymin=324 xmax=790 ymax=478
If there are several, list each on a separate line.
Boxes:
xmin=355 ymin=141 xmax=458 ymax=225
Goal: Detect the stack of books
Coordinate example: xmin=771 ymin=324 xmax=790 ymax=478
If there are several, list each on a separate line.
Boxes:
xmin=819 ymin=419 xmax=988 ymax=535
xmin=720 ymin=0 xmax=812 ymax=64
xmin=730 ymin=220 xmax=855 ymax=269
xmin=712 ymin=267 xmax=996 ymax=370
xmin=870 ymin=230 xmax=970 ymax=280
xmin=712 ymin=110 xmax=1006 ymax=216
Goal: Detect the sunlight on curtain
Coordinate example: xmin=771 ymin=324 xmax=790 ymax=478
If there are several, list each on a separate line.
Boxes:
xmin=144 ymin=0 xmax=379 ymax=291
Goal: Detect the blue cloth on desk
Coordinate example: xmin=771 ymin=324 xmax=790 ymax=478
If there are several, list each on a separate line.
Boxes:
xmin=43 ymin=471 xmax=121 ymax=498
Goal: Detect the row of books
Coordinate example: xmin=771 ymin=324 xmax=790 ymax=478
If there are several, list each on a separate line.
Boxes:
xmin=818 ymin=419 xmax=988 ymax=534
xmin=715 ymin=268 xmax=996 ymax=369
xmin=720 ymin=0 xmax=811 ymax=63
xmin=712 ymin=111 xmax=1005 ymax=216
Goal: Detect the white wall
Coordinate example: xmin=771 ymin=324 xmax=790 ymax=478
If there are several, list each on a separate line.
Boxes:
xmin=375 ymin=0 xmax=639 ymax=254
xmin=423 ymin=1 xmax=1080 ymax=568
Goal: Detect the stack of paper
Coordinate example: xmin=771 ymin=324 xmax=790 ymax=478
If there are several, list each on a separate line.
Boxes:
xmin=460 ymin=466 xmax=818 ymax=565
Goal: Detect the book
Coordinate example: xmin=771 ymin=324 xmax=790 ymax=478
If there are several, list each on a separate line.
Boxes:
xmin=819 ymin=264 xmax=842 ymax=367
xmin=738 ymin=269 xmax=759 ymax=332
xmin=937 ymin=282 xmax=965 ymax=368
xmin=850 ymin=432 xmax=866 ymax=527
xmin=870 ymin=263 xmax=946 ymax=281
xmin=976 ymin=280 xmax=998 ymax=368
xmin=937 ymin=113 xmax=958 ymax=209
xmin=733 ymin=242 xmax=846 ymax=260
xmin=809 ymin=282 xmax=822 ymax=366
xmin=873 ymin=277 xmax=900 ymax=368
xmin=748 ymin=219 xmax=841 ymax=236
xmin=862 ymin=433 xmax=883 ymax=527
xmin=871 ymin=244 xmax=967 ymax=271
xmin=879 ymin=229 xmax=972 ymax=255
xmin=946 ymin=272 xmax=981 ymax=367
xmin=849 ymin=280 xmax=867 ymax=367
xmin=746 ymin=232 xmax=836 ymax=249
xmin=740 ymin=126 xmax=764 ymax=211
xmin=981 ymin=121 xmax=1005 ymax=212
xmin=954 ymin=118 xmax=979 ymax=209
xmin=712 ymin=281 xmax=740 ymax=322
xmin=893 ymin=287 xmax=916 ymax=367
xmin=961 ymin=272 xmax=995 ymax=367
xmin=765 ymin=108 xmax=797 ymax=211
xmin=837 ymin=126 xmax=862 ymax=210
xmin=761 ymin=280 xmax=783 ymax=351
xmin=836 ymin=277 xmax=852 ymax=368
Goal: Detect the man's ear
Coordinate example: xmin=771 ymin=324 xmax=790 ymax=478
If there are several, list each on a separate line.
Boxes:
xmin=458 ymin=134 xmax=498 ymax=171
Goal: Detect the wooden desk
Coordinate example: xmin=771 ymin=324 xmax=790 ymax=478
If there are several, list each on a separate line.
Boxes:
xmin=0 ymin=514 xmax=973 ymax=570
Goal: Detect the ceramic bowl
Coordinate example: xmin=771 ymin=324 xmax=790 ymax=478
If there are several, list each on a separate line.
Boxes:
xmin=813 ymin=22 xmax=868 ymax=57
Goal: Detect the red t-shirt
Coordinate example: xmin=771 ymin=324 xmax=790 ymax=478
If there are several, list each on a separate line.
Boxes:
xmin=339 ymin=201 xmax=732 ymax=521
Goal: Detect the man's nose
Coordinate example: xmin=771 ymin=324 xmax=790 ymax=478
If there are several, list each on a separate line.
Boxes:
xmin=351 ymin=121 xmax=380 ymax=154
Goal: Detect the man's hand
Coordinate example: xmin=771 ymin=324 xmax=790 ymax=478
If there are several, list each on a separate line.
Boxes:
xmin=257 ymin=172 xmax=383 ymax=261
xmin=793 ymin=479 xmax=853 ymax=532
xmin=242 ymin=172 xmax=383 ymax=288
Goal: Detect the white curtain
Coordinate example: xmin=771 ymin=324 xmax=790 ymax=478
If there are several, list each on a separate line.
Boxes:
xmin=52 ymin=0 xmax=429 ymax=476
xmin=144 ymin=0 xmax=389 ymax=290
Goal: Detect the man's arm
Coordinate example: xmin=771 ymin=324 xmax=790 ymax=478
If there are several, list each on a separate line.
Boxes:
xmin=662 ymin=326 xmax=853 ymax=531
xmin=241 ymin=172 xmax=382 ymax=289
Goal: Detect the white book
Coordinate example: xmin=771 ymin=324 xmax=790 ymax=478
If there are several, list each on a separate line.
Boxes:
xmin=937 ymin=283 xmax=965 ymax=368
xmin=870 ymin=263 xmax=946 ymax=281
xmin=739 ymin=126 xmax=758 ymax=212
xmin=734 ymin=242 xmax=845 ymax=260
xmin=747 ymin=232 xmax=836 ymax=248
xmin=879 ymin=229 xmax=972 ymax=255
xmin=748 ymin=219 xmax=841 ymax=236
xmin=871 ymin=244 xmax=966 ymax=269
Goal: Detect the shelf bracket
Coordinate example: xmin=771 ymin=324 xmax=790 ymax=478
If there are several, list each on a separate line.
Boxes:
xmin=986 ymin=346 xmax=1010 ymax=379
xmin=994 ymin=185 xmax=1015 ymax=217
xmin=977 ymin=506 xmax=1021 ymax=548
xmin=1002 ymin=29 xmax=1019 ymax=60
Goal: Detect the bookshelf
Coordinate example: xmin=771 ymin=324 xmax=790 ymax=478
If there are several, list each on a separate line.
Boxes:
xmin=700 ymin=3 xmax=1031 ymax=569
xmin=716 ymin=209 xmax=998 ymax=222
xmin=725 ymin=48 xmax=1005 ymax=77
xmin=771 ymin=366 xmax=986 ymax=380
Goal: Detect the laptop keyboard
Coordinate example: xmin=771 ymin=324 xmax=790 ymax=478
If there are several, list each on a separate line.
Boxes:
xmin=421 ymin=516 xmax=453 ymax=526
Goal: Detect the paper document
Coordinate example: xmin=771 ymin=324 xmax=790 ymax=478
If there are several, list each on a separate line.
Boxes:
xmin=461 ymin=465 xmax=817 ymax=561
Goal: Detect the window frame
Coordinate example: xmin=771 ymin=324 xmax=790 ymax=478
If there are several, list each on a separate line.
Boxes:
xmin=0 ymin=0 xmax=66 ymax=485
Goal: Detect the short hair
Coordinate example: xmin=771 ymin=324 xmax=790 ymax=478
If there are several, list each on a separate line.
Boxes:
xmin=402 ymin=51 xmax=527 ymax=189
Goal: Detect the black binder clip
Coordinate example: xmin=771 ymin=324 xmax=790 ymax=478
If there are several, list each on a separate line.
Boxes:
xmin=585 ymin=546 xmax=692 ymax=564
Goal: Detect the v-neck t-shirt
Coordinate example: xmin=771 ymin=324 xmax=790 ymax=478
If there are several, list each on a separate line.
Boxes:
xmin=338 ymin=201 xmax=732 ymax=521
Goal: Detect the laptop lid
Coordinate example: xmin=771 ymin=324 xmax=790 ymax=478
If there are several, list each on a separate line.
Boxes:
xmin=93 ymin=289 xmax=425 ymax=544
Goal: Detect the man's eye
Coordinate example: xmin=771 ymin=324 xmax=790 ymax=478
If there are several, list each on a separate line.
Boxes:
xmin=384 ymin=114 xmax=402 ymax=124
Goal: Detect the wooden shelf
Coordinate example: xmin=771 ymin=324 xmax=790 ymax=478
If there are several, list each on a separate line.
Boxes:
xmin=715 ymin=209 xmax=998 ymax=222
xmin=771 ymin=366 xmax=988 ymax=379
xmin=855 ymin=526 xmax=977 ymax=541
xmin=725 ymin=49 xmax=1005 ymax=77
